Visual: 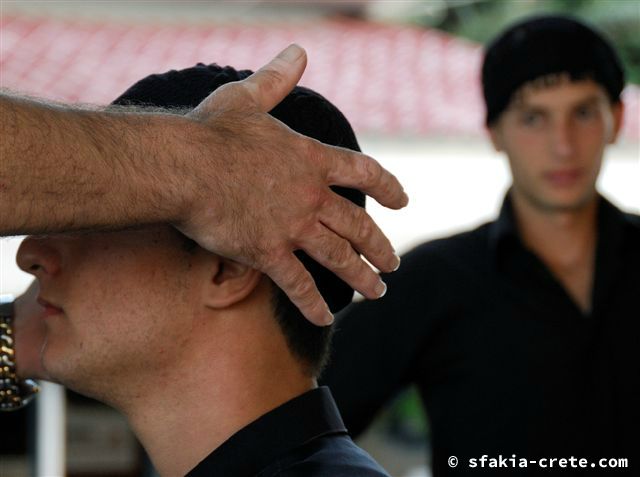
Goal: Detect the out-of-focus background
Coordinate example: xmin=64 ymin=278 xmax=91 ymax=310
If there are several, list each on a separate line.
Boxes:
xmin=1 ymin=1 xmax=638 ymax=476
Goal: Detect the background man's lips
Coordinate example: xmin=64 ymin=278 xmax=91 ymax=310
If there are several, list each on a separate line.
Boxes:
xmin=544 ymin=169 xmax=583 ymax=186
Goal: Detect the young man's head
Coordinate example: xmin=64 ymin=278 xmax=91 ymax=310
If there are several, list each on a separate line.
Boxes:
xmin=482 ymin=15 xmax=625 ymax=213
xmin=16 ymin=64 xmax=363 ymax=403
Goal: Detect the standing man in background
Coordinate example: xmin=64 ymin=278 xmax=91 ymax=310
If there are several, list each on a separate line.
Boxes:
xmin=322 ymin=15 xmax=639 ymax=476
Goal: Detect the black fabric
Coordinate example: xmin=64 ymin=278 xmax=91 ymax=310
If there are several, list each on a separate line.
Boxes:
xmin=321 ymin=194 xmax=640 ymax=476
xmin=112 ymin=63 xmax=364 ymax=313
xmin=186 ymin=387 xmax=389 ymax=477
xmin=482 ymin=15 xmax=625 ymax=125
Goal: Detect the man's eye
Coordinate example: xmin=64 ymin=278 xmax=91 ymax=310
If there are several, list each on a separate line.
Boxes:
xmin=575 ymin=105 xmax=597 ymax=121
xmin=520 ymin=112 xmax=542 ymax=126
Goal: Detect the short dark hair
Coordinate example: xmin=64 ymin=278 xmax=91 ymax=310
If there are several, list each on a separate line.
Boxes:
xmin=482 ymin=14 xmax=625 ymax=125
xmin=112 ymin=63 xmax=364 ymax=377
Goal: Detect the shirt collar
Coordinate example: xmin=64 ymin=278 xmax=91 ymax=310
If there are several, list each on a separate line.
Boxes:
xmin=186 ymin=386 xmax=347 ymax=477
xmin=489 ymin=191 xmax=639 ymax=265
xmin=595 ymin=195 xmax=640 ymax=249
xmin=488 ymin=191 xmax=520 ymax=261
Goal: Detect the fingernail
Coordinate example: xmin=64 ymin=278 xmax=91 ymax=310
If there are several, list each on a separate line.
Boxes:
xmin=391 ymin=254 xmax=401 ymax=272
xmin=278 ymin=44 xmax=304 ymax=63
xmin=324 ymin=311 xmax=335 ymax=326
xmin=375 ymin=280 xmax=387 ymax=298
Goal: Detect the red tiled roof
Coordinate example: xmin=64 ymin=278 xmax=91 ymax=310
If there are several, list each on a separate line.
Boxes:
xmin=1 ymin=15 xmax=638 ymax=140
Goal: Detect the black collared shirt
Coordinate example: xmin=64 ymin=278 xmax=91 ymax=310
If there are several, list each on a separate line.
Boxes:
xmin=322 ymin=195 xmax=640 ymax=476
xmin=186 ymin=387 xmax=390 ymax=477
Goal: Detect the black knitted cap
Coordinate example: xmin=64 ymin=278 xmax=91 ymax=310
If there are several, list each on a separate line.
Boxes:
xmin=112 ymin=63 xmax=364 ymax=313
xmin=482 ymin=14 xmax=625 ymax=125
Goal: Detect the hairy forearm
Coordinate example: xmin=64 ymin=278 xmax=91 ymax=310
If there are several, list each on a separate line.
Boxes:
xmin=0 ymin=93 xmax=206 ymax=235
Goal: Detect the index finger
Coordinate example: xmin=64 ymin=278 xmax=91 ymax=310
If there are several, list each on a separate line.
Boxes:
xmin=323 ymin=146 xmax=409 ymax=210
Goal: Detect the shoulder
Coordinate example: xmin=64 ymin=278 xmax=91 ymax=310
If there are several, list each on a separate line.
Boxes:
xmin=622 ymin=211 xmax=640 ymax=230
xmin=608 ymin=201 xmax=640 ymax=249
xmin=396 ymin=221 xmax=493 ymax=276
xmin=413 ymin=222 xmax=491 ymax=254
xmin=621 ymin=212 xmax=640 ymax=257
xmin=601 ymin=197 xmax=640 ymax=240
xmin=261 ymin=435 xmax=390 ymax=477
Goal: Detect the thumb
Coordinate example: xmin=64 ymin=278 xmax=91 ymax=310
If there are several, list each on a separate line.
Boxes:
xmin=242 ymin=44 xmax=308 ymax=112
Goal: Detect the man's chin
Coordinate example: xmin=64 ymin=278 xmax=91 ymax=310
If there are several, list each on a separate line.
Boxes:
xmin=42 ymin=354 xmax=120 ymax=404
xmin=43 ymin=366 xmax=101 ymax=401
xmin=39 ymin=360 xmax=64 ymax=385
xmin=528 ymin=186 xmax=597 ymax=214
xmin=543 ymin=200 xmax=591 ymax=214
xmin=40 ymin=347 xmax=77 ymax=389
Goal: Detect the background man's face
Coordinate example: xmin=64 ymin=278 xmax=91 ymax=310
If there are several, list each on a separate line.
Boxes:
xmin=489 ymin=79 xmax=622 ymax=213
xmin=16 ymin=227 xmax=200 ymax=399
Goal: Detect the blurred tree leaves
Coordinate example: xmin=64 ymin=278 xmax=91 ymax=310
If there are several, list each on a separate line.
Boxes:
xmin=412 ymin=0 xmax=640 ymax=84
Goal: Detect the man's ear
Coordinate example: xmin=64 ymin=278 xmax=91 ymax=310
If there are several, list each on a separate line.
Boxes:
xmin=608 ymin=101 xmax=624 ymax=144
xmin=487 ymin=123 xmax=504 ymax=152
xmin=202 ymin=257 xmax=263 ymax=309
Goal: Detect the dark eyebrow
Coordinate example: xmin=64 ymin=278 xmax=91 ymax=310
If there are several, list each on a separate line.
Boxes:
xmin=511 ymin=95 xmax=603 ymax=114
xmin=510 ymin=104 xmax=547 ymax=115
xmin=572 ymin=96 xmax=601 ymax=109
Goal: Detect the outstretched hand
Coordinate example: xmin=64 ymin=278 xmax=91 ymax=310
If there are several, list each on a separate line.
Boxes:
xmin=178 ymin=44 xmax=408 ymax=326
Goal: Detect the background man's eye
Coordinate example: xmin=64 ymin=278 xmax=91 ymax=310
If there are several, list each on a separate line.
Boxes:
xmin=521 ymin=112 xmax=542 ymax=126
xmin=576 ymin=106 xmax=596 ymax=120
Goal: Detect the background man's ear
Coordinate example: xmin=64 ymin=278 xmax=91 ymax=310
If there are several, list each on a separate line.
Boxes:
xmin=202 ymin=257 xmax=263 ymax=309
xmin=608 ymin=101 xmax=624 ymax=144
xmin=487 ymin=124 xmax=504 ymax=152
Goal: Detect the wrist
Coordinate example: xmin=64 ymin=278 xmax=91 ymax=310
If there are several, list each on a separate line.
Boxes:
xmin=0 ymin=294 xmax=39 ymax=411
xmin=141 ymin=113 xmax=208 ymax=227
xmin=156 ymin=113 xmax=226 ymax=233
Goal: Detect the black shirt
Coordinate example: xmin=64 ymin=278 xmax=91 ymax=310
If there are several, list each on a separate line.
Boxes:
xmin=322 ymin=195 xmax=640 ymax=476
xmin=186 ymin=387 xmax=389 ymax=477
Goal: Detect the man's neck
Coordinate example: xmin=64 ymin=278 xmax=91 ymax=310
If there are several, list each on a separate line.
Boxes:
xmin=115 ymin=314 xmax=315 ymax=477
xmin=511 ymin=191 xmax=598 ymax=312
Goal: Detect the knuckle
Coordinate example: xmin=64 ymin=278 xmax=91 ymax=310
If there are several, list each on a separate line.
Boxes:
xmin=384 ymin=173 xmax=400 ymax=200
xmin=300 ymin=186 xmax=327 ymax=211
xmin=264 ymin=247 xmax=290 ymax=276
xmin=361 ymin=156 xmax=383 ymax=187
xmin=293 ymin=275 xmax=316 ymax=300
xmin=304 ymin=137 xmax=326 ymax=168
xmin=259 ymin=67 xmax=287 ymax=89
xmin=251 ymin=68 xmax=287 ymax=103
xmin=288 ymin=203 xmax=322 ymax=244
xmin=307 ymin=299 xmax=325 ymax=316
xmin=358 ymin=269 xmax=378 ymax=291
xmin=355 ymin=215 xmax=374 ymax=244
xmin=325 ymin=240 xmax=354 ymax=271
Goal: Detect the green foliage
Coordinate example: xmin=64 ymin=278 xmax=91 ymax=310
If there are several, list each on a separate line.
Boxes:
xmin=380 ymin=386 xmax=429 ymax=444
xmin=413 ymin=0 xmax=640 ymax=84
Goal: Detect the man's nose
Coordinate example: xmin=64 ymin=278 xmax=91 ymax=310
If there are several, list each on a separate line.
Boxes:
xmin=16 ymin=237 xmax=62 ymax=279
xmin=552 ymin=118 xmax=574 ymax=159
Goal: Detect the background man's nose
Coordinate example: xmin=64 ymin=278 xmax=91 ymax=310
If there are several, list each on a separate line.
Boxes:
xmin=552 ymin=118 xmax=575 ymax=159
